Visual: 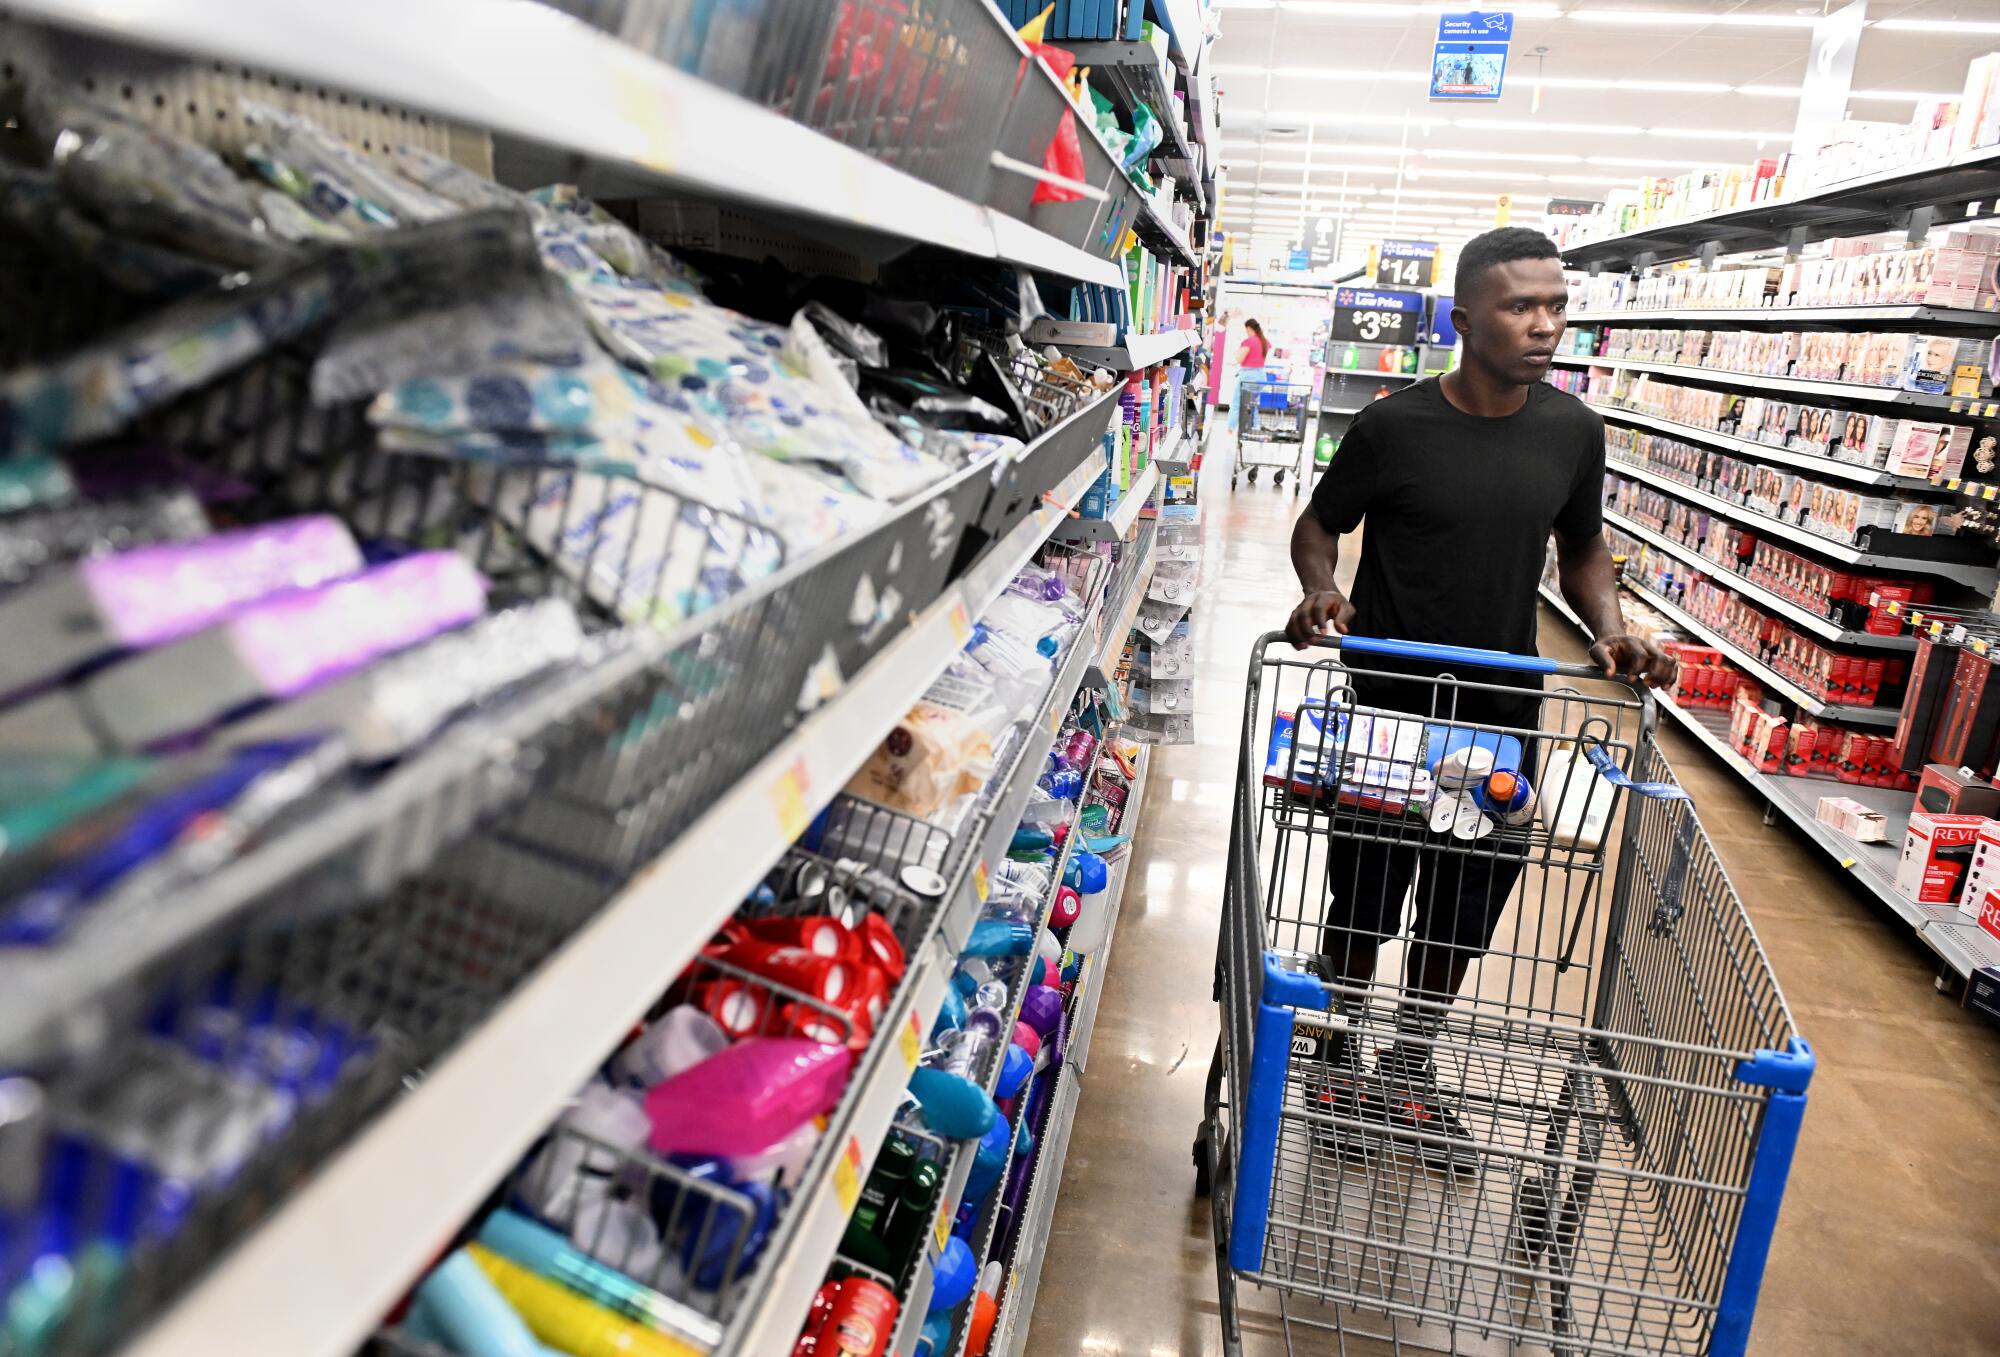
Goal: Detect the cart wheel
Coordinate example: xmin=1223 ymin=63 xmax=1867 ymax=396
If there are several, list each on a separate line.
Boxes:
xmin=1247 ymin=468 xmax=1259 ymax=486
xmin=1230 ymin=473 xmax=1239 ymax=491
xmin=1273 ymin=469 xmax=1286 ymax=488
xmin=1193 ymin=1130 xmax=1213 ymax=1198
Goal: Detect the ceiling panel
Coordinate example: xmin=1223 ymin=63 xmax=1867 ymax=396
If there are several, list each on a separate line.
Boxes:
xmin=1208 ymin=0 xmax=2000 ymax=263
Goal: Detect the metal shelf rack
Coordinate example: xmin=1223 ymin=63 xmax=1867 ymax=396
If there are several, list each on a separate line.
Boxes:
xmin=1554 ymin=352 xmax=2000 ymax=416
xmin=1569 ymin=304 xmax=2000 ymax=330
xmin=1540 ymin=585 xmax=2000 ymax=983
xmin=1056 ymin=327 xmax=1196 ymax=372
xmin=1607 ymin=457 xmax=2000 ymax=589
xmin=1582 ymin=399 xmax=1941 ymax=490
xmin=1052 ymin=464 xmax=1161 ymax=544
xmin=1604 ymin=506 xmax=1917 ymax=651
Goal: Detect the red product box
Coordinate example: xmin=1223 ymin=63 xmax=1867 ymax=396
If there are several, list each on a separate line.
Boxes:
xmin=1896 ymin=811 xmax=1992 ymax=904
xmin=1835 ymin=731 xmax=1864 ymax=784
xmin=1978 ymin=890 xmax=2000 ymax=944
xmin=1862 ymin=658 xmax=1885 ymax=705
xmin=1784 ymin=719 xmax=1818 ymax=777
xmin=1916 ymin=762 xmax=2000 ymax=817
xmin=1815 ymin=725 xmax=1843 ymax=774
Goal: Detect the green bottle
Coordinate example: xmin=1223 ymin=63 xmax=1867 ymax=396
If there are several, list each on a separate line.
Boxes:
xmin=1340 ymin=343 xmax=1360 ymax=370
xmin=1401 ymin=346 xmax=1419 ymax=374
xmin=1315 ymin=433 xmax=1335 ymax=464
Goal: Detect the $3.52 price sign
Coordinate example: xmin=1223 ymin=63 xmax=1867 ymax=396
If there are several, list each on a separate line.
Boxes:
xmin=1331 ymin=286 xmax=1424 ymax=344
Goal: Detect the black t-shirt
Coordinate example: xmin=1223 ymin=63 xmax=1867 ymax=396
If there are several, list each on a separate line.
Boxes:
xmin=1308 ymin=378 xmax=1605 ymax=728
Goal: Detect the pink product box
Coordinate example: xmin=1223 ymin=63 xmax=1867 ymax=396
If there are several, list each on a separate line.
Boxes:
xmin=0 ymin=515 xmax=362 ymax=699
xmin=79 ymin=550 xmax=488 ymax=749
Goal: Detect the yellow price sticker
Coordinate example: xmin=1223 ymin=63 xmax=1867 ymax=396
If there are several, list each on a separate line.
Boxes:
xmin=899 ymin=1011 xmax=922 ymax=1072
xmin=1049 ymin=702 xmax=1064 ymax=736
xmin=1840 ymin=857 xmax=1857 ymax=869
xmin=832 ymin=1135 xmax=864 ymax=1214
xmin=609 ymin=66 xmax=677 ymax=175
xmin=948 ymin=599 xmax=972 ymax=644
xmin=768 ymin=756 xmax=812 ymax=841
xmin=974 ymin=859 xmax=990 ymax=903
xmin=934 ymin=1203 xmax=953 ymax=1254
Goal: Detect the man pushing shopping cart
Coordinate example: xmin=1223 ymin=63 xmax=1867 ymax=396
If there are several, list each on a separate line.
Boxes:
xmin=1193 ymin=227 xmax=1814 ymax=1357
xmin=1284 ymin=228 xmax=1675 ymax=1165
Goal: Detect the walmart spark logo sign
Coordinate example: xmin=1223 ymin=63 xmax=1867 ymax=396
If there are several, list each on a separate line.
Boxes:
xmin=1430 ymin=11 xmax=1512 ymax=101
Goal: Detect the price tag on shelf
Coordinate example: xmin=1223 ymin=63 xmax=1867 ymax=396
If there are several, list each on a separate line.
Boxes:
xmin=934 ymin=1203 xmax=953 ymax=1253
xmin=973 ymin=859 xmax=990 ymax=903
xmin=899 ymin=1010 xmax=922 ymax=1072
xmin=1049 ymin=702 xmax=1064 ymax=736
xmin=1330 ymin=286 xmax=1424 ymax=345
xmin=768 ymin=757 xmax=812 ymax=841
xmin=948 ymin=599 xmax=972 ymax=644
xmin=832 ymin=1135 xmax=864 ymax=1214
xmin=609 ymin=66 xmax=677 ymax=175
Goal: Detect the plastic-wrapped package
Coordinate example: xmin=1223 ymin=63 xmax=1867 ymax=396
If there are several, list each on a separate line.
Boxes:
xmin=561 ymin=265 xmax=949 ymax=504
xmin=530 ymin=186 xmax=701 ymax=288
xmin=963 ymin=622 xmax=1050 ymax=714
xmin=240 ymin=100 xmax=457 ymax=226
xmin=0 ymin=162 xmax=231 ymax=296
xmin=390 ymin=145 xmax=537 ymax=216
xmin=25 ymin=84 xmax=283 ymax=273
xmin=256 ymin=189 xmax=353 ymax=244
xmin=371 ymin=353 xmax=649 ymax=442
xmin=847 ymin=667 xmax=1010 ymax=820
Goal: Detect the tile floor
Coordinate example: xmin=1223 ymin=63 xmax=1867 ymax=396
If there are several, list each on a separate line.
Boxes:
xmin=1020 ymin=444 xmax=2000 ymax=1357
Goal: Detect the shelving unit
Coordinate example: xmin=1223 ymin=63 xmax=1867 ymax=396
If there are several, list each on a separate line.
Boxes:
xmin=989 ymin=750 xmax=1152 ymax=1357
xmin=1607 ymin=458 xmax=2000 ymax=588
xmin=1570 ymin=305 xmax=2000 ymax=329
xmin=1604 ymin=506 xmax=1917 ymax=651
xmin=1559 ymin=144 xmax=2000 ymax=271
xmin=1553 ymin=352 xmax=1997 ymax=414
xmin=108 ymin=436 xmax=1114 ymax=1357
xmin=1067 ymin=38 xmax=1195 ymax=170
xmin=1053 ymin=463 xmax=1161 ymax=543
xmin=1057 ymin=327 xmax=1197 ymax=372
xmin=3 ymin=0 xmax=1129 ymax=288
xmin=0 ymin=4 xmax=1226 ymax=1355
xmin=1618 ymin=577 xmax=1900 ymax=727
xmin=1539 ymin=585 xmax=2000 ymax=982
xmin=1582 ymin=399 xmax=1940 ymax=489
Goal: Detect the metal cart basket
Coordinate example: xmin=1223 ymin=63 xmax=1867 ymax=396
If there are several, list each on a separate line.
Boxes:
xmin=1235 ymin=379 xmax=1313 ymax=494
xmin=1195 ymin=634 xmax=1812 ymax=1357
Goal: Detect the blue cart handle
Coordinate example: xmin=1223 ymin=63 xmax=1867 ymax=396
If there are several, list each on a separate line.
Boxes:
xmin=1336 ymin=635 xmax=1559 ymax=675
xmin=1308 ymin=633 xmax=1628 ymax=688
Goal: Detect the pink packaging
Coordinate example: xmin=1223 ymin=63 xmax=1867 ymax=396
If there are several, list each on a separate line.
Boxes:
xmin=645 ymin=1037 xmax=852 ymax=1157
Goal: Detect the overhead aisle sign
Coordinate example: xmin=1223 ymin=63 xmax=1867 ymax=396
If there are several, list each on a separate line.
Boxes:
xmin=1430 ymin=12 xmax=1512 ymax=102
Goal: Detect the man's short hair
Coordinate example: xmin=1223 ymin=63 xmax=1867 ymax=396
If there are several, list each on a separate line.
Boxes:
xmin=1454 ymin=227 xmax=1560 ymax=304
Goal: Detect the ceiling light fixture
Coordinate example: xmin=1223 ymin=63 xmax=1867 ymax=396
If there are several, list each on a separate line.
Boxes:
xmin=1413 ymin=148 xmax=1584 ymax=164
xmin=1453 ymin=117 xmax=1646 ymax=134
xmin=1525 ymin=76 xmax=1731 ymax=93
xmin=1567 ymin=8 xmax=1820 ymax=26
xmin=1646 ymin=126 xmax=1788 ymax=140
xmin=1872 ymin=18 xmax=2000 ymax=34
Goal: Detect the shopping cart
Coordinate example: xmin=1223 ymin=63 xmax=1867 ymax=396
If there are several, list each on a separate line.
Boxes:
xmin=1235 ymin=379 xmax=1312 ymax=494
xmin=1194 ymin=634 xmax=1812 ymax=1357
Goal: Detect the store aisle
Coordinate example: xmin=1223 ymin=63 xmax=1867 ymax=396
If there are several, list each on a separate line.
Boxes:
xmin=1025 ymin=444 xmax=2000 ymax=1357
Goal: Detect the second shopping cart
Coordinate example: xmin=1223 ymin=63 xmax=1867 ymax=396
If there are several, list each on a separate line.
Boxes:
xmin=1196 ymin=634 xmax=1813 ymax=1357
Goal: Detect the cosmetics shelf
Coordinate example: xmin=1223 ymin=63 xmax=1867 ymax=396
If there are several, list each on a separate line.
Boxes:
xmin=1555 ymin=353 xmax=1994 ymax=415
xmin=1582 ymin=400 xmax=1939 ymax=490
xmin=1066 ymin=39 xmax=1195 ymax=170
xmin=1539 ymin=586 xmax=2000 ymax=981
xmin=90 ymin=439 xmax=1106 ymax=1357
xmin=3 ymin=0 xmax=1130 ymax=289
xmin=1607 ymin=458 xmax=2000 ymax=589
xmin=1051 ymin=463 xmax=1160 ymax=544
xmin=1054 ymin=327 xmax=1197 ymax=373
xmin=1559 ymin=143 xmax=2000 ymax=272
xmin=1086 ymin=522 xmax=1159 ymax=691
xmin=721 ymin=559 xmax=1118 ymax=1357
xmin=1136 ymin=200 xmax=1199 ymax=272
xmin=1617 ymin=578 xmax=1900 ymax=727
xmin=1049 ymin=748 xmax=1149 ymax=1081
xmin=1603 ymin=507 xmax=1917 ymax=652
xmin=1569 ymin=305 xmax=2000 ymax=330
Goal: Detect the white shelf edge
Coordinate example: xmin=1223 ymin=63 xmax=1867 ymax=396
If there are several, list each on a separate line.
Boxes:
xmin=110 ymin=446 xmax=1105 ymax=1357
xmin=1581 ymin=399 xmax=1933 ymax=490
xmin=1569 ymin=305 xmax=2000 ymax=329
xmin=1056 ymin=328 xmax=1197 ymax=372
xmin=1618 ymin=577 xmax=1899 ymax=726
xmin=1052 ymin=464 xmax=1160 ymax=544
xmin=1558 ymin=142 xmax=2000 ymax=265
xmin=1553 ymin=352 xmax=1981 ymax=411
xmin=989 ymin=1070 xmax=1084 ymax=1357
xmin=1602 ymin=507 xmax=1916 ymax=651
xmin=5 ymin=0 xmax=1123 ymax=289
xmin=1065 ymin=747 xmax=1152 ymax=1077
xmin=1606 ymin=457 xmax=1999 ymax=587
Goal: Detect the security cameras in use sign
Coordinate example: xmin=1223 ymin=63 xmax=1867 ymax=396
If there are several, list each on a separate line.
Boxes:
xmin=1430 ymin=11 xmax=1512 ymax=101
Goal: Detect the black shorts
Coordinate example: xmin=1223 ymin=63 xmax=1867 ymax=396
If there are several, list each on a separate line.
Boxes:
xmin=1319 ymin=733 xmax=1541 ymax=959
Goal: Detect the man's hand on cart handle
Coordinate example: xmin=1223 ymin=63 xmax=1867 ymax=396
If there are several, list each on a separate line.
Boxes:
xmin=1287 ymin=589 xmax=1355 ymax=649
xmin=1588 ymin=633 xmax=1678 ymax=688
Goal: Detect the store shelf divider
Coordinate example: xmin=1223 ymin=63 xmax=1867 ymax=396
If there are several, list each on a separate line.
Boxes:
xmin=1051 ymin=464 xmax=1160 ymax=544
xmin=1586 ymin=400 xmax=1936 ymax=490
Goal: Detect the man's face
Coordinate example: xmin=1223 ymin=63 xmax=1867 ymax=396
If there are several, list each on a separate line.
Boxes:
xmin=1451 ymin=256 xmax=1568 ymax=386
